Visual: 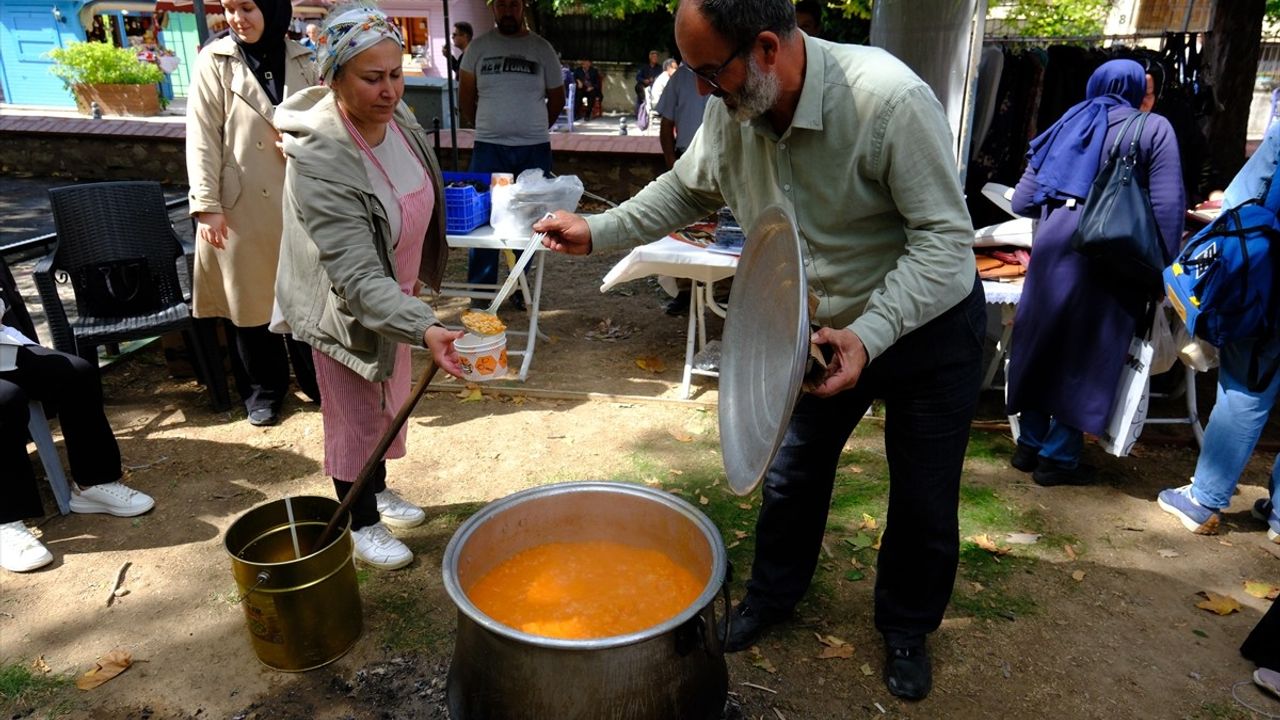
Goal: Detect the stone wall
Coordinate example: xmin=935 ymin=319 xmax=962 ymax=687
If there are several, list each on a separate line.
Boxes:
xmin=0 ymin=135 xmax=188 ymax=184
xmin=0 ymin=133 xmax=665 ymax=201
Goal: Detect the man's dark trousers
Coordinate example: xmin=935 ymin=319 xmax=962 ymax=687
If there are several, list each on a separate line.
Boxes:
xmin=744 ymin=276 xmax=986 ymax=645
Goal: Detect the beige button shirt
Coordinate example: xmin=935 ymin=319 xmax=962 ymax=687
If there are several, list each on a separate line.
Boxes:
xmin=587 ymin=36 xmax=977 ymax=361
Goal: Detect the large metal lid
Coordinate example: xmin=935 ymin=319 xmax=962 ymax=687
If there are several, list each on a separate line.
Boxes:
xmin=719 ymin=206 xmax=808 ymax=496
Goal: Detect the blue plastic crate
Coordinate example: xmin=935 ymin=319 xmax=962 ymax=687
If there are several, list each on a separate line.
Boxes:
xmin=443 ymin=171 xmax=491 ymax=234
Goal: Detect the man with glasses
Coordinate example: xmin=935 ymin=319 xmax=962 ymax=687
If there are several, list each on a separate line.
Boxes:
xmin=534 ymin=0 xmax=982 ymax=701
xmin=442 ymin=21 xmax=473 ymax=75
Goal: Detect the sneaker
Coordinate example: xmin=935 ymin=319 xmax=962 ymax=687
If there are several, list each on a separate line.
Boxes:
xmin=351 ymin=523 xmax=413 ymax=570
xmin=69 ymin=482 xmax=155 ymax=518
xmin=1157 ymin=484 xmax=1221 ymax=534
xmin=247 ymin=407 xmax=280 ymax=427
xmin=1256 ymin=668 xmax=1280 ymax=700
xmin=376 ymin=489 xmax=426 ymax=528
xmin=0 ymin=521 xmax=54 ymax=572
xmin=1252 ymin=498 xmax=1276 ymax=524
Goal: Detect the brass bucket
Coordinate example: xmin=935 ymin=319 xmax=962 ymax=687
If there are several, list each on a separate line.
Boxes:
xmin=224 ymin=496 xmax=363 ymax=672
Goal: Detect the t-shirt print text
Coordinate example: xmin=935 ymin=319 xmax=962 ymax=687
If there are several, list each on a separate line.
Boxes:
xmin=478 ymin=56 xmax=539 ymax=76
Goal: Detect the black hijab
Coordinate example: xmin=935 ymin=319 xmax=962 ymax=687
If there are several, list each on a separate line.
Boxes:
xmin=232 ymin=0 xmax=293 ymax=104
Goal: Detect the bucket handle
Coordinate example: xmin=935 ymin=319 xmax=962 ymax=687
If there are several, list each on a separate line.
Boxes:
xmin=676 ymin=562 xmax=733 ymax=657
xmin=236 ymin=570 xmax=271 ymax=604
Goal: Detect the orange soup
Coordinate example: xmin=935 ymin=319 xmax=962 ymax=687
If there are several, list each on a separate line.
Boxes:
xmin=466 ymin=540 xmax=705 ymax=639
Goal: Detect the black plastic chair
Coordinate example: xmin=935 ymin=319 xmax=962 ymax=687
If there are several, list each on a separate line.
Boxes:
xmin=33 ymin=181 xmax=230 ymax=411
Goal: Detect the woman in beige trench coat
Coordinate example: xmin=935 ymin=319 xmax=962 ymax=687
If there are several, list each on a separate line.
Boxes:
xmin=186 ymin=0 xmax=319 ymax=426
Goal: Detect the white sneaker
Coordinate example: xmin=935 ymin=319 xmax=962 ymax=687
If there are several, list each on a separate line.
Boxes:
xmin=0 ymin=521 xmax=54 ymax=572
xmin=69 ymin=482 xmax=155 ymax=517
xmin=351 ymin=523 xmax=413 ymax=570
xmin=375 ymin=489 xmax=425 ymax=528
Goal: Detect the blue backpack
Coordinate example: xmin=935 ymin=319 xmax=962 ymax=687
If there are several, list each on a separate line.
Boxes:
xmin=1164 ymin=197 xmax=1280 ymax=388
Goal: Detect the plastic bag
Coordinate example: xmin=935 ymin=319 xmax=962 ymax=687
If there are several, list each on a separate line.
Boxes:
xmin=490 ymin=169 xmax=584 ymax=236
xmin=1150 ymin=305 xmax=1178 ymax=375
xmin=1098 ymin=332 xmax=1152 ymax=457
xmin=1173 ymin=318 xmax=1220 ymax=372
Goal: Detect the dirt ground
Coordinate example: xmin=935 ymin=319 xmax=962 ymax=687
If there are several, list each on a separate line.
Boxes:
xmin=3 ymin=242 xmax=1280 ymax=720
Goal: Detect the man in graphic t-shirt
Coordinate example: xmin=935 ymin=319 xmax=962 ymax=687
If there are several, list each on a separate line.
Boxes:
xmin=459 ymin=0 xmax=566 ymax=306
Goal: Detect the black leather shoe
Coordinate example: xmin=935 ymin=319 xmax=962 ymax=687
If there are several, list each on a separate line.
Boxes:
xmin=721 ymin=600 xmax=790 ymax=653
xmin=663 ymin=291 xmax=691 ymax=317
xmin=884 ymin=643 xmax=932 ymax=701
xmin=1010 ymin=443 xmax=1039 ymax=473
xmin=1032 ymin=459 xmax=1096 ymax=487
xmin=247 ymin=407 xmax=280 ymax=427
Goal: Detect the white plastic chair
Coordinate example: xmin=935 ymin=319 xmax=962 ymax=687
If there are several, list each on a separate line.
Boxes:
xmin=27 ymin=400 xmax=72 ymax=515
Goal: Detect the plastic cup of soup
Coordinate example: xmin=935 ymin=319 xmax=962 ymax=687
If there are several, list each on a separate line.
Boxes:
xmin=455 ymin=332 xmax=508 ymax=381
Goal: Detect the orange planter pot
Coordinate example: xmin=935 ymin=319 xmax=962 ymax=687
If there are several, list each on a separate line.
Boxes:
xmin=72 ymin=84 xmax=161 ymax=117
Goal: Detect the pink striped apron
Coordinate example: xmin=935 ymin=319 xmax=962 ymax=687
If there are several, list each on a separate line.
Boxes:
xmin=314 ymin=117 xmax=434 ymax=481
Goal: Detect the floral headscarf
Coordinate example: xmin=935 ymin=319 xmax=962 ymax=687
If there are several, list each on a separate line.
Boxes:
xmin=318 ymin=5 xmax=404 ymax=84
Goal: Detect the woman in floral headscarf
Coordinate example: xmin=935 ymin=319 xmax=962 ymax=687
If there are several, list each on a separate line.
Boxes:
xmin=274 ymin=4 xmax=465 ymax=571
xmin=186 ymin=0 xmax=319 ymax=427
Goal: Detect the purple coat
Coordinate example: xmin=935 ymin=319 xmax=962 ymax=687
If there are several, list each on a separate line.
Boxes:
xmin=1006 ymin=106 xmax=1185 ymax=434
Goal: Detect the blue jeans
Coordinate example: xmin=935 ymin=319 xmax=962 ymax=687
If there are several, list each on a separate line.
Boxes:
xmin=1188 ymin=336 xmax=1280 ymax=526
xmin=746 ymin=278 xmax=985 ymax=644
xmin=467 ymin=141 xmax=553 ymax=289
xmin=1017 ymin=411 xmax=1084 ymax=466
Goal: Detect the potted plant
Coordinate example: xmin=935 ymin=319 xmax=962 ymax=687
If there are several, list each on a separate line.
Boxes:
xmin=47 ymin=41 xmax=164 ymax=117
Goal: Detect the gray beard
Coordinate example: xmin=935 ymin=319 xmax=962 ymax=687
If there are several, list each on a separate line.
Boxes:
xmin=728 ymin=60 xmax=781 ymax=123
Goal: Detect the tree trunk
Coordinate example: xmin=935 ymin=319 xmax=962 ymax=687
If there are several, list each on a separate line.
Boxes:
xmin=1202 ymin=0 xmax=1265 ymax=187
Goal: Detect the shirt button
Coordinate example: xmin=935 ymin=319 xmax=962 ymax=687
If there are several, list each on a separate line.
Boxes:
xmin=256 ymin=141 xmax=264 ymax=150
xmin=783 ymin=183 xmax=792 ymax=192
xmin=779 ymin=142 xmax=787 ymax=150
xmin=261 ymin=189 xmax=270 ymax=197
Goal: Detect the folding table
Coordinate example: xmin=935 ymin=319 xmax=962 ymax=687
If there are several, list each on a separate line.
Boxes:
xmin=439 ymin=225 xmax=547 ymax=381
xmin=601 ymin=236 xmax=739 ymax=398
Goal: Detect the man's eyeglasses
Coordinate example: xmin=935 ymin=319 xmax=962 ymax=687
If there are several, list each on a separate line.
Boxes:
xmin=688 ymin=37 xmax=756 ymax=94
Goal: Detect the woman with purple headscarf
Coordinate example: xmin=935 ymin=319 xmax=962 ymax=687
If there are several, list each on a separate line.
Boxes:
xmin=186 ymin=0 xmax=319 ymax=427
xmin=1005 ymin=59 xmax=1185 ymax=486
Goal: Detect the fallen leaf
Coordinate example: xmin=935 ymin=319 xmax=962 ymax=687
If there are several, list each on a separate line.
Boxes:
xmin=31 ymin=656 xmax=50 ymax=674
xmin=698 ymin=495 xmax=710 ymax=506
xmin=850 ymin=557 xmax=864 ymax=569
xmin=668 ymin=428 xmax=694 ymax=443
xmin=1192 ymin=629 xmax=1209 ymax=638
xmin=848 ymin=466 xmax=864 ymax=474
xmin=969 ymin=581 xmax=985 ymax=593
xmin=1244 ymin=580 xmax=1280 ymax=600
xmin=749 ymin=647 xmax=777 ymax=674
xmin=972 ymin=534 xmax=1010 ymax=555
xmin=817 ymin=645 xmax=855 ymax=659
xmin=76 ymin=650 xmax=133 ymax=690
xmin=1063 ymin=544 xmax=1077 ymax=561
xmin=1157 ymin=549 xmax=1180 ymax=559
xmin=510 ymin=395 xmax=527 ymax=406
xmin=459 ymin=387 xmax=484 ymax=403
xmin=668 ymin=469 xmax=684 ymax=476
xmin=1196 ymin=591 xmax=1242 ymax=616
xmin=733 ymin=530 xmax=748 ymax=540
xmin=814 ymin=633 xmax=849 ymax=648
xmin=860 ymin=662 xmax=874 ymax=676
xmin=845 ymin=533 xmax=874 ymax=550
xmin=1071 ymin=570 xmax=1086 ymax=582
xmin=1218 ymin=539 xmax=1234 ymax=547
xmin=584 ymin=318 xmax=636 ymax=342
xmin=738 ymin=503 xmax=753 ymax=510
xmin=859 ymin=514 xmax=878 ymax=531
xmin=1006 ymin=533 xmax=1041 ymax=545
xmin=728 ymin=541 xmax=740 ymax=549
xmin=844 ymin=570 xmax=865 ymax=582
xmin=635 ymin=356 xmax=666 ymax=373
xmin=872 ymin=530 xmax=883 ymax=551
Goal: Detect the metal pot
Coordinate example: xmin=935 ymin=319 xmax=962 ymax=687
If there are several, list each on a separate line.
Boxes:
xmin=442 ymin=481 xmax=729 ymax=720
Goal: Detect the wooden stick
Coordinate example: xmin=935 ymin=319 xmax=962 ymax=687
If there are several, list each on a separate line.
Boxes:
xmin=311 ymin=360 xmax=440 ymax=553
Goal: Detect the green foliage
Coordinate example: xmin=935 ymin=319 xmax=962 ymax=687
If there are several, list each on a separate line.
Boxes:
xmin=47 ymin=42 xmax=163 ymax=87
xmin=998 ymin=0 xmax=1113 ymax=37
xmin=1269 ymin=0 xmax=1280 ymax=23
xmin=0 ymin=662 xmax=72 ymax=714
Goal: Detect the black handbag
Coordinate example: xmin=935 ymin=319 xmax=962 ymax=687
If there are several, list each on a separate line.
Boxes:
xmin=1070 ymin=111 xmax=1167 ymax=297
xmin=70 ymin=258 xmax=160 ymax=318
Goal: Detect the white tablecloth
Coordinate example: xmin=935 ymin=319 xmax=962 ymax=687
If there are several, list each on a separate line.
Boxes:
xmin=982 ymin=279 xmax=1024 ymax=306
xmin=601 ymin=237 xmax=739 ymax=293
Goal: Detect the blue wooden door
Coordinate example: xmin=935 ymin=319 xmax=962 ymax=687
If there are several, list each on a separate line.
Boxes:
xmin=0 ymin=3 xmax=80 ymax=107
